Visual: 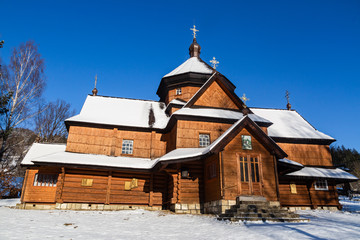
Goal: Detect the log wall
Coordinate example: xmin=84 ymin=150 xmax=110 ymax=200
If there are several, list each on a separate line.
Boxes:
xmin=279 ymin=179 xmax=339 ymax=207
xmin=66 ymin=126 xmax=166 ymax=159
xmin=22 ymin=167 xmax=167 ymax=207
xmin=277 ymin=143 xmax=333 ymax=166
xmin=204 ymin=154 xmax=221 ymax=202
xmin=222 ymin=127 xmax=278 ymax=201
xmin=193 ymin=80 xmax=239 ymax=110
xmin=176 ymin=120 xmax=232 ymax=148
xmin=166 ymin=86 xmax=200 ymax=105
xmin=22 ymin=167 xmax=60 ymax=203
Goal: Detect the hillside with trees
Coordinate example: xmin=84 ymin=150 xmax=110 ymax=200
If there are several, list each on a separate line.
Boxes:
xmin=0 ymin=41 xmax=74 ymax=198
xmin=331 ymin=145 xmax=360 ymax=191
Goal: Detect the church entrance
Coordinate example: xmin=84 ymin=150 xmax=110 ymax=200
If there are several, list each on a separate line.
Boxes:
xmin=237 ymin=154 xmax=263 ymax=196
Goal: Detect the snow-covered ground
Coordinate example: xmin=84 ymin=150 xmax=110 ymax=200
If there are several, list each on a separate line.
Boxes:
xmin=0 ymin=198 xmax=359 ymax=240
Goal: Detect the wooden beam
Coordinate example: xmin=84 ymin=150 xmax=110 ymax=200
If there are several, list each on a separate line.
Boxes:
xmin=177 ymin=164 xmax=181 ymax=203
xmin=20 ymin=169 xmax=29 ymax=203
xmin=220 ymin=152 xmax=225 ymax=199
xmin=105 ymin=171 xmax=112 ymax=205
xmin=149 ymin=173 xmax=154 ymax=207
xmin=55 ymin=167 xmax=66 ymax=203
xmin=110 ymin=128 xmax=118 ymax=156
xmin=273 ymin=155 xmax=281 ymax=202
xmin=307 ymin=181 xmax=315 ymax=209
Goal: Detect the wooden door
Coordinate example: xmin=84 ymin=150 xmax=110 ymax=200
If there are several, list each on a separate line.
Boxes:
xmin=238 ymin=155 xmax=262 ymax=196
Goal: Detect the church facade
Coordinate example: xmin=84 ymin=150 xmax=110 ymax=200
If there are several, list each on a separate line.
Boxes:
xmin=19 ymin=34 xmax=357 ymax=213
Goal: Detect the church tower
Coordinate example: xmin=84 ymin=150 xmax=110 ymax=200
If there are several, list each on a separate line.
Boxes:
xmin=156 ymin=26 xmax=235 ymax=105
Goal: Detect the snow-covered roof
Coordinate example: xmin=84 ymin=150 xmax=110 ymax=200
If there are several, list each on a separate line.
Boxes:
xmin=66 ymin=95 xmax=169 ymax=129
xmin=22 ymin=143 xmax=156 ymax=169
xmin=250 ymin=108 xmax=334 ymax=140
xmin=22 ymin=119 xmax=251 ymax=169
xmin=286 ymin=167 xmax=358 ymax=180
xmin=163 ymin=57 xmax=213 ymax=78
xmin=173 ymin=108 xmax=271 ymax=124
xmin=168 ymin=99 xmax=186 ymax=106
xmin=278 ymin=158 xmax=304 ymax=167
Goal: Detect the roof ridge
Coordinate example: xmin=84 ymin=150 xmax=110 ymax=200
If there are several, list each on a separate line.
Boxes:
xmin=88 ymin=94 xmax=165 ymax=104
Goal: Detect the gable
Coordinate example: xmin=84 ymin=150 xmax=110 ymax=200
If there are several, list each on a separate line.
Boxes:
xmin=183 ymin=73 xmax=245 ymax=110
xmin=193 ymin=80 xmax=239 ymax=110
xmin=210 ymin=116 xmax=287 ymax=159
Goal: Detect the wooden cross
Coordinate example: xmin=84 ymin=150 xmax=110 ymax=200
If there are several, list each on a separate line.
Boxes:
xmin=241 ymin=93 xmax=250 ymax=105
xmin=190 ymin=25 xmax=199 ymax=38
xmin=210 ymin=57 xmax=219 ymax=69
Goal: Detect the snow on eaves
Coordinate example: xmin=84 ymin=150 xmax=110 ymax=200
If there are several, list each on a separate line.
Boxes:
xmin=163 ymin=57 xmax=213 ymax=78
xmin=173 ymin=108 xmax=271 ymax=124
xmin=286 ymin=167 xmax=358 ymax=180
xmin=278 ymin=158 xmax=304 ymax=167
xmin=66 ymin=95 xmax=169 ymax=129
xmin=22 ymin=118 xmax=249 ymax=170
xmin=250 ymin=108 xmax=334 ymax=140
xmin=22 ymin=143 xmax=156 ymax=169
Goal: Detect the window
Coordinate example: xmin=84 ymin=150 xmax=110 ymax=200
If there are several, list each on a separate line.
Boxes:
xmin=176 ymin=88 xmax=182 ymax=95
xmin=33 ymin=174 xmax=58 ymax=187
xmin=240 ymin=156 xmax=248 ymax=182
xmin=240 ymin=156 xmax=259 ymax=183
xmin=199 ymin=134 xmax=210 ymax=147
xmin=208 ymin=162 xmax=216 ymax=179
xmin=250 ymin=157 xmax=260 ymax=183
xmin=122 ymin=140 xmax=134 ymax=154
xmin=314 ymin=179 xmax=328 ymax=190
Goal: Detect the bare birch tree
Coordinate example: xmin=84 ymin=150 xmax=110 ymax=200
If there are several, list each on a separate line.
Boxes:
xmin=35 ymin=99 xmax=75 ymax=143
xmin=0 ymin=41 xmax=45 ymax=165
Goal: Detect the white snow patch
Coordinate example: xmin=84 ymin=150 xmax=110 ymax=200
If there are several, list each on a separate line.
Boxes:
xmin=1 ymin=198 xmax=360 ymax=239
xmin=164 ymin=57 xmax=213 ymax=78
xmin=250 ymin=108 xmax=334 ymax=140
xmin=66 ymin=96 xmax=169 ymax=129
xmin=279 ymin=158 xmax=304 ymax=167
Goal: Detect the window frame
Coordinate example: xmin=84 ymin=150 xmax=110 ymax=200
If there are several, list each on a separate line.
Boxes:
xmin=33 ymin=173 xmax=58 ymax=187
xmin=314 ymin=179 xmax=328 ymax=191
xmin=176 ymin=88 xmax=182 ymax=95
xmin=199 ymin=133 xmax=211 ymax=147
xmin=121 ymin=139 xmax=134 ymax=155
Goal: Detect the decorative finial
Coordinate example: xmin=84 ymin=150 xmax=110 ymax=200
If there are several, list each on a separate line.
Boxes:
xmin=190 ymin=25 xmax=199 ymax=39
xmin=285 ymin=90 xmax=291 ymax=110
xmin=240 ymin=93 xmax=250 ymax=106
xmin=210 ymin=57 xmax=219 ymax=69
xmin=92 ymin=75 xmax=98 ymax=96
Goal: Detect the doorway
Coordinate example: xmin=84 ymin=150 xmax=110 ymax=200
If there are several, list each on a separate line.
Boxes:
xmin=237 ymin=154 xmax=263 ymax=196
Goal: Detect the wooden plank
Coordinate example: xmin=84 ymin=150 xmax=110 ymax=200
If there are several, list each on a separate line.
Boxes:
xmin=106 ymin=171 xmax=112 ymax=204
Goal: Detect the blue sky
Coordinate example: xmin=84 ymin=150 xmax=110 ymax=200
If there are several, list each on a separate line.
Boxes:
xmin=1 ymin=0 xmax=359 ymax=151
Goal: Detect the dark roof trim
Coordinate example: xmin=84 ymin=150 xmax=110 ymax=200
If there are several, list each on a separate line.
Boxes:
xmin=271 ymin=137 xmax=336 ymax=145
xmin=210 ymin=116 xmax=287 ymax=159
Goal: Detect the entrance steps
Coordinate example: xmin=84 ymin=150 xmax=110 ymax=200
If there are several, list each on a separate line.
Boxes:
xmin=217 ymin=196 xmax=309 ymax=222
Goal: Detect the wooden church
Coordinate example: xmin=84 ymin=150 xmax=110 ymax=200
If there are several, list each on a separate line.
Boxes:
xmin=19 ymin=28 xmax=357 ymax=214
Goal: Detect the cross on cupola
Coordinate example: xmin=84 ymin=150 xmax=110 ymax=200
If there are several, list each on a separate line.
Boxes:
xmin=285 ymin=90 xmax=291 ymax=110
xmin=190 ymin=25 xmax=199 ymax=39
xmin=210 ymin=57 xmax=219 ymax=69
xmin=92 ymin=74 xmax=98 ymax=96
xmin=241 ymin=93 xmax=250 ymax=106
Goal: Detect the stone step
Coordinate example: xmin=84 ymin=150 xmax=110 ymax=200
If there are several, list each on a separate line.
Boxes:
xmin=217 ymin=196 xmax=308 ymax=223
